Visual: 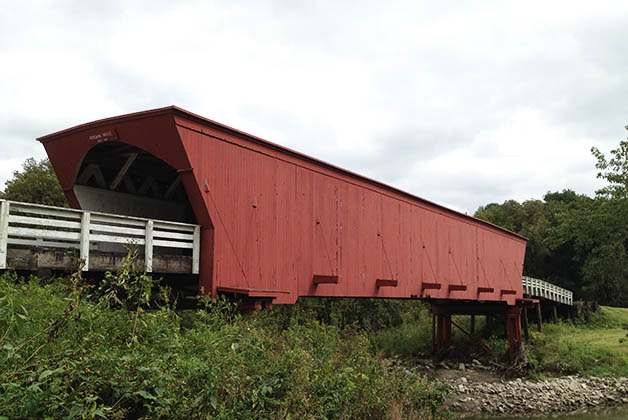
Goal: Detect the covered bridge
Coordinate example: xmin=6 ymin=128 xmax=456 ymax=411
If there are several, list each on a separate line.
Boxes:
xmin=37 ymin=106 xmax=529 ymax=357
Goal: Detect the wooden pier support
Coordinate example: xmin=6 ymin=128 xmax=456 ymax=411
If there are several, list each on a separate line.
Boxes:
xmin=431 ymin=302 xmax=523 ymax=362
xmin=536 ymin=302 xmax=543 ymax=332
xmin=522 ymin=307 xmax=530 ymax=340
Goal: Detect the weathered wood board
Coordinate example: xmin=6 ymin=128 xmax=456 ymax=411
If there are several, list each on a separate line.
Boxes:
xmin=6 ymin=248 xmax=192 ymax=273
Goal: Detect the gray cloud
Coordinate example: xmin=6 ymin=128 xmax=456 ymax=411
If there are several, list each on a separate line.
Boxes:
xmin=1 ymin=0 xmax=627 ymax=213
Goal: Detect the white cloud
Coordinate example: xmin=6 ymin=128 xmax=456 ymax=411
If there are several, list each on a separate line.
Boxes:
xmin=1 ymin=0 xmax=627 ymax=212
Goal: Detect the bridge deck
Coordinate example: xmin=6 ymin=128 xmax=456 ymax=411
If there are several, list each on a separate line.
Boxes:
xmin=522 ymin=276 xmax=572 ymax=305
xmin=0 ymin=200 xmax=200 ymax=274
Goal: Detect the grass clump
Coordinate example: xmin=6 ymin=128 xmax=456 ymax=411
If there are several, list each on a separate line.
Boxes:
xmin=0 ymin=263 xmax=449 ymax=419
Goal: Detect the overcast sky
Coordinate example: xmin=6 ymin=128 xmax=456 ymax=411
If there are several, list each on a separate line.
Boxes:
xmin=2 ymin=1 xmax=627 ymax=213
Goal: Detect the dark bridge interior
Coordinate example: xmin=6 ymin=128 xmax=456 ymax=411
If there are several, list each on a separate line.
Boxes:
xmin=75 ymin=142 xmax=197 ymax=224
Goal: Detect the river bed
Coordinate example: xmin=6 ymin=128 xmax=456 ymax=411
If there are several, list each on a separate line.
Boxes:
xmin=466 ymin=406 xmax=628 ymax=419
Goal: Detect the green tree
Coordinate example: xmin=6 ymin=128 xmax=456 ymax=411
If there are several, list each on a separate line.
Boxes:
xmin=591 ymin=126 xmax=628 ymax=198
xmin=0 ymin=158 xmax=67 ymax=206
xmin=475 ymin=198 xmax=550 ymax=279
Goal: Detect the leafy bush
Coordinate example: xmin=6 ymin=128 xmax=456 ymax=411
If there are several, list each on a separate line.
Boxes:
xmin=0 ymin=270 xmax=448 ymax=419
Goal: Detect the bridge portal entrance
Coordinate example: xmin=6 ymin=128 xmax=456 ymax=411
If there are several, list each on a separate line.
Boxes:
xmin=74 ymin=142 xmax=197 ymax=224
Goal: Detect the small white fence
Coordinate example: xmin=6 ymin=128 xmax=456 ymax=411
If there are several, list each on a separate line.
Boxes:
xmin=0 ymin=199 xmax=200 ymax=273
xmin=522 ymin=275 xmax=573 ymax=305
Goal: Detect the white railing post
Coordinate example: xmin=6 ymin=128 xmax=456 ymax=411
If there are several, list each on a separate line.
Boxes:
xmin=145 ymin=220 xmax=153 ymax=273
xmin=0 ymin=201 xmax=9 ymax=269
xmin=80 ymin=212 xmax=90 ymax=271
xmin=192 ymin=225 xmax=201 ymax=274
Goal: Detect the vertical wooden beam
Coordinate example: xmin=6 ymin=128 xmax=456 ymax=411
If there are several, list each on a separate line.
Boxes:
xmin=0 ymin=201 xmax=9 ymax=269
xmin=522 ymin=307 xmax=530 ymax=340
xmin=553 ymin=304 xmax=558 ymax=322
xmin=431 ymin=312 xmax=436 ymax=354
xmin=536 ymin=302 xmax=543 ymax=332
xmin=145 ymin=220 xmax=153 ymax=273
xmin=80 ymin=212 xmax=90 ymax=271
xmin=192 ymin=225 xmax=201 ymax=275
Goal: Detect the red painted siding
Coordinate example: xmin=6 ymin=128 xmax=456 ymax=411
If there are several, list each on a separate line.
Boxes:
xmin=40 ymin=106 xmax=527 ymax=306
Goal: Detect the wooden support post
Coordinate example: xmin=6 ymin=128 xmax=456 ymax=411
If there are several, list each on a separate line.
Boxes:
xmin=536 ymin=302 xmax=543 ymax=332
xmin=470 ymin=314 xmax=475 ymax=335
xmin=0 ymin=201 xmax=9 ymax=269
xmin=436 ymin=314 xmax=452 ymax=353
xmin=522 ymin=307 xmax=530 ymax=341
xmin=506 ymin=312 xmax=522 ymax=362
xmin=192 ymin=225 xmax=201 ymax=275
xmin=553 ymin=305 xmax=558 ymax=322
xmin=431 ymin=313 xmax=436 ymax=354
xmin=503 ymin=315 xmax=508 ymax=337
xmin=80 ymin=212 xmax=90 ymax=271
xmin=145 ymin=220 xmax=153 ymax=273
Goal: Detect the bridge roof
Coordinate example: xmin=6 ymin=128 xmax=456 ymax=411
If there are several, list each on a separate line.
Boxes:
xmin=38 ymin=106 xmax=526 ymax=242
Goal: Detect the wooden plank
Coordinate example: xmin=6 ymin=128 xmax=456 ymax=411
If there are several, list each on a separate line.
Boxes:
xmin=110 ymin=153 xmax=138 ymax=190
xmin=11 ymin=204 xmax=80 ymax=219
xmin=9 ymin=215 xmax=81 ymax=229
xmin=192 ymin=225 xmax=200 ymax=274
xmin=138 ymin=176 xmax=161 ymax=197
xmin=90 ymin=233 xmax=146 ymax=245
xmin=90 ymin=214 xmax=146 ymax=227
xmin=6 ymin=248 xmax=78 ymax=270
xmin=376 ymin=279 xmax=398 ymax=287
xmin=89 ymin=224 xmax=146 ymax=236
xmin=80 ymin=212 xmax=90 ymax=271
xmin=153 ymin=221 xmax=197 ymax=231
xmin=123 ymin=175 xmax=136 ymax=194
xmin=77 ymin=163 xmax=107 ymax=188
xmin=7 ymin=248 xmax=193 ymax=274
xmin=313 ymin=275 xmax=338 ymax=284
xmin=7 ymin=226 xmax=81 ymax=241
xmin=7 ymin=238 xmax=79 ymax=249
xmin=164 ymin=175 xmax=182 ymax=199
xmin=151 ymin=254 xmax=192 ymax=273
xmin=152 ymin=239 xmax=194 ymax=249
xmin=152 ymin=230 xmax=194 ymax=241
xmin=0 ymin=201 xmax=9 ymax=269
xmin=145 ymin=220 xmax=153 ymax=273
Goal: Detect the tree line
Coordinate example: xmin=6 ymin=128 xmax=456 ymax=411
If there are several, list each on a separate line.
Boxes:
xmin=475 ymin=128 xmax=628 ymax=306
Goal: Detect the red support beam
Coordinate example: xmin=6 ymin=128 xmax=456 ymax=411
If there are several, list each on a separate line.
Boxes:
xmin=376 ymin=279 xmax=398 ymax=288
xmin=313 ymin=275 xmax=339 ymax=284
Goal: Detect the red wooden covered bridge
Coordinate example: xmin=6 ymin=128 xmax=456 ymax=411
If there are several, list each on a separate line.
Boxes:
xmin=28 ymin=106 xmax=529 ymax=357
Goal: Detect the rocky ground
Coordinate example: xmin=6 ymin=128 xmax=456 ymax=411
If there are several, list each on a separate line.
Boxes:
xmin=404 ymin=358 xmax=628 ymax=417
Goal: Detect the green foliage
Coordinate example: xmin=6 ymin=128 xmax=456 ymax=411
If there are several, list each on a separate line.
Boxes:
xmin=475 ymin=198 xmax=552 ymax=280
xmin=269 ymin=297 xmax=418 ymax=332
xmin=0 ymin=271 xmax=448 ymax=419
xmin=591 ymin=127 xmax=628 ymax=199
xmin=474 ymin=188 xmax=628 ymax=305
xmin=0 ymin=158 xmax=66 ymax=206
xmin=96 ymin=247 xmax=171 ymax=311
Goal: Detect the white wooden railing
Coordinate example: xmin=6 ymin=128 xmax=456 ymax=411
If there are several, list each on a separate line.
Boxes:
xmin=0 ymin=199 xmax=200 ymax=273
xmin=522 ymin=276 xmax=573 ymax=305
